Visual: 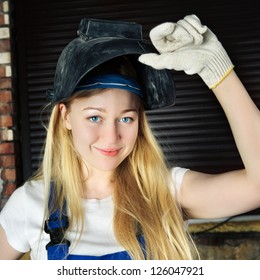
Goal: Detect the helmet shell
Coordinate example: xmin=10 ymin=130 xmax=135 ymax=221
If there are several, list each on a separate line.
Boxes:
xmin=48 ymin=18 xmax=175 ymax=110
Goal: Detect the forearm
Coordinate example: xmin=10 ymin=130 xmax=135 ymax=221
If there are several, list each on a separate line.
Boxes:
xmin=139 ymin=14 xmax=260 ymax=183
xmin=213 ymin=70 xmax=260 ymax=182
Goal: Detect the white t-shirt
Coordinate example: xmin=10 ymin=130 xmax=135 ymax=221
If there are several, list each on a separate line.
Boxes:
xmin=0 ymin=167 xmax=188 ymax=260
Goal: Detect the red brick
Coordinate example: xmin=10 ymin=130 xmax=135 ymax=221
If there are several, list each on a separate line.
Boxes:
xmin=0 ymin=115 xmax=12 ymax=126
xmin=0 ymin=79 xmax=11 ymax=90
xmin=0 ymin=14 xmax=4 ymax=25
xmin=0 ymin=39 xmax=10 ymax=52
xmin=1 ymin=168 xmax=16 ymax=181
xmin=2 ymin=182 xmax=17 ymax=196
xmin=0 ymin=65 xmax=11 ymax=78
xmin=0 ymin=90 xmax=12 ymax=102
xmin=0 ymin=154 xmax=15 ymax=167
xmin=0 ymin=142 xmax=14 ymax=154
xmin=0 ymin=77 xmax=11 ymax=89
xmin=0 ymin=102 xmax=12 ymax=114
xmin=0 ymin=65 xmax=5 ymax=77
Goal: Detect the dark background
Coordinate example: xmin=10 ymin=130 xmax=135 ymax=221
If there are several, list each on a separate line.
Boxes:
xmin=11 ymin=1 xmax=260 ymax=215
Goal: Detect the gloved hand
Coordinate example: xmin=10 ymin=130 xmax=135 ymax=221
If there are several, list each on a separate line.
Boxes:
xmin=139 ymin=15 xmax=234 ymax=89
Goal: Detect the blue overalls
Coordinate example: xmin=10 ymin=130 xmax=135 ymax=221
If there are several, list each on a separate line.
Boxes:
xmin=44 ymin=192 xmax=145 ymax=260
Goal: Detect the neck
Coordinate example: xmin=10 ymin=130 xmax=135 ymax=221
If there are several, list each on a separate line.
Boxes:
xmin=81 ymin=162 xmax=114 ymax=199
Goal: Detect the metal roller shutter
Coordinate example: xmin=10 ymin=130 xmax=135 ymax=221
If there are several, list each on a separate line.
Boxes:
xmin=12 ymin=0 xmax=260 ymax=183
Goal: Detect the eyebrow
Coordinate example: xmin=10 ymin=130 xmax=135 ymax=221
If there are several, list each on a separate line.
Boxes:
xmin=82 ymin=107 xmax=138 ymax=113
xmin=82 ymin=107 xmax=106 ymax=112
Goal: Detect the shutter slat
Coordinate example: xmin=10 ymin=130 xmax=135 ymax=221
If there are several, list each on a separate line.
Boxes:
xmin=14 ymin=0 xmax=260 ymax=179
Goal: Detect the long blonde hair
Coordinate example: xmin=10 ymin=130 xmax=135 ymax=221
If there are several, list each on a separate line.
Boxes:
xmin=113 ymin=109 xmax=196 ymax=259
xmin=33 ymin=57 xmax=197 ymax=259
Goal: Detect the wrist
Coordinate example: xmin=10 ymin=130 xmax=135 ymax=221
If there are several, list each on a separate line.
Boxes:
xmin=212 ymin=70 xmax=240 ymax=94
xmin=199 ymin=46 xmax=234 ymax=89
xmin=209 ymin=66 xmax=234 ymax=89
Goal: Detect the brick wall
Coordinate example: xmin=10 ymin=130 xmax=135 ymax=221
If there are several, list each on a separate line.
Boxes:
xmin=0 ymin=0 xmax=16 ymax=210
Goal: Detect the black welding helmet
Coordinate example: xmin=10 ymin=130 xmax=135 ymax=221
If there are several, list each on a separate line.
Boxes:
xmin=47 ymin=18 xmax=176 ymax=110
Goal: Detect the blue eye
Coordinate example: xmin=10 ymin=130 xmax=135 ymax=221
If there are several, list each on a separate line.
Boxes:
xmin=89 ymin=116 xmax=101 ymax=123
xmin=120 ymin=117 xmax=133 ymax=123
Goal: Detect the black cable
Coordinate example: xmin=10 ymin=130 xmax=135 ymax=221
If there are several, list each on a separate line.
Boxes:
xmin=191 ymin=215 xmax=239 ymax=235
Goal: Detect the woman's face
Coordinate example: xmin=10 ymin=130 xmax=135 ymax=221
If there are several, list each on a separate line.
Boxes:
xmin=60 ymin=88 xmax=140 ymax=174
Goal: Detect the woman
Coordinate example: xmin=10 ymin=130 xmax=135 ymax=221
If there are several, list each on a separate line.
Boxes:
xmin=0 ymin=15 xmax=260 ymax=260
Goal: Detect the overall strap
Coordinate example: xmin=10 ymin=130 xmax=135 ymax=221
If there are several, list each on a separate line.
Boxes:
xmin=44 ymin=183 xmax=71 ymax=260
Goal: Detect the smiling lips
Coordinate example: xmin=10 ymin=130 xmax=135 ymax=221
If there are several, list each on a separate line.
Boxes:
xmin=95 ymin=147 xmax=122 ymax=157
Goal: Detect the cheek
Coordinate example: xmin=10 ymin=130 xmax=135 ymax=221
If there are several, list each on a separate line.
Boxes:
xmin=70 ymin=122 xmax=99 ymax=148
xmin=124 ymin=125 xmax=139 ymax=148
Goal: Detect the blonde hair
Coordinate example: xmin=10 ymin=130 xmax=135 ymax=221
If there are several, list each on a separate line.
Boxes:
xmin=113 ymin=110 xmax=196 ymax=259
xmin=33 ymin=57 xmax=198 ymax=259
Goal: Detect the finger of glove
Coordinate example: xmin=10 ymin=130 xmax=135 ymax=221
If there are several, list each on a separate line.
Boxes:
xmin=184 ymin=15 xmax=208 ymax=34
xmin=150 ymin=23 xmax=193 ymax=53
xmin=185 ymin=15 xmax=220 ymax=45
xmin=177 ymin=19 xmax=204 ymax=45
xmin=177 ymin=15 xmax=207 ymax=45
xmin=149 ymin=22 xmax=177 ymax=53
xmin=149 ymin=22 xmax=176 ymax=42
xmin=138 ymin=53 xmax=166 ymax=69
xmin=139 ymin=52 xmax=188 ymax=71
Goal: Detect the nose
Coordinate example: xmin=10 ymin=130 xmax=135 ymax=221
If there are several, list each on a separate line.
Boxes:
xmin=103 ymin=121 xmax=120 ymax=144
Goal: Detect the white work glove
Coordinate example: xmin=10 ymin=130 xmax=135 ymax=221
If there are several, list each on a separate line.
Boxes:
xmin=139 ymin=15 xmax=234 ymax=89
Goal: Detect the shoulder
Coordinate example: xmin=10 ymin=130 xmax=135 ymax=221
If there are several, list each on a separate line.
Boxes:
xmin=0 ymin=179 xmax=46 ymax=255
xmin=170 ymin=167 xmax=190 ymax=196
xmin=171 ymin=167 xmax=190 ymax=189
xmin=23 ymin=179 xmax=45 ymax=201
xmin=2 ymin=179 xmax=45 ymax=211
